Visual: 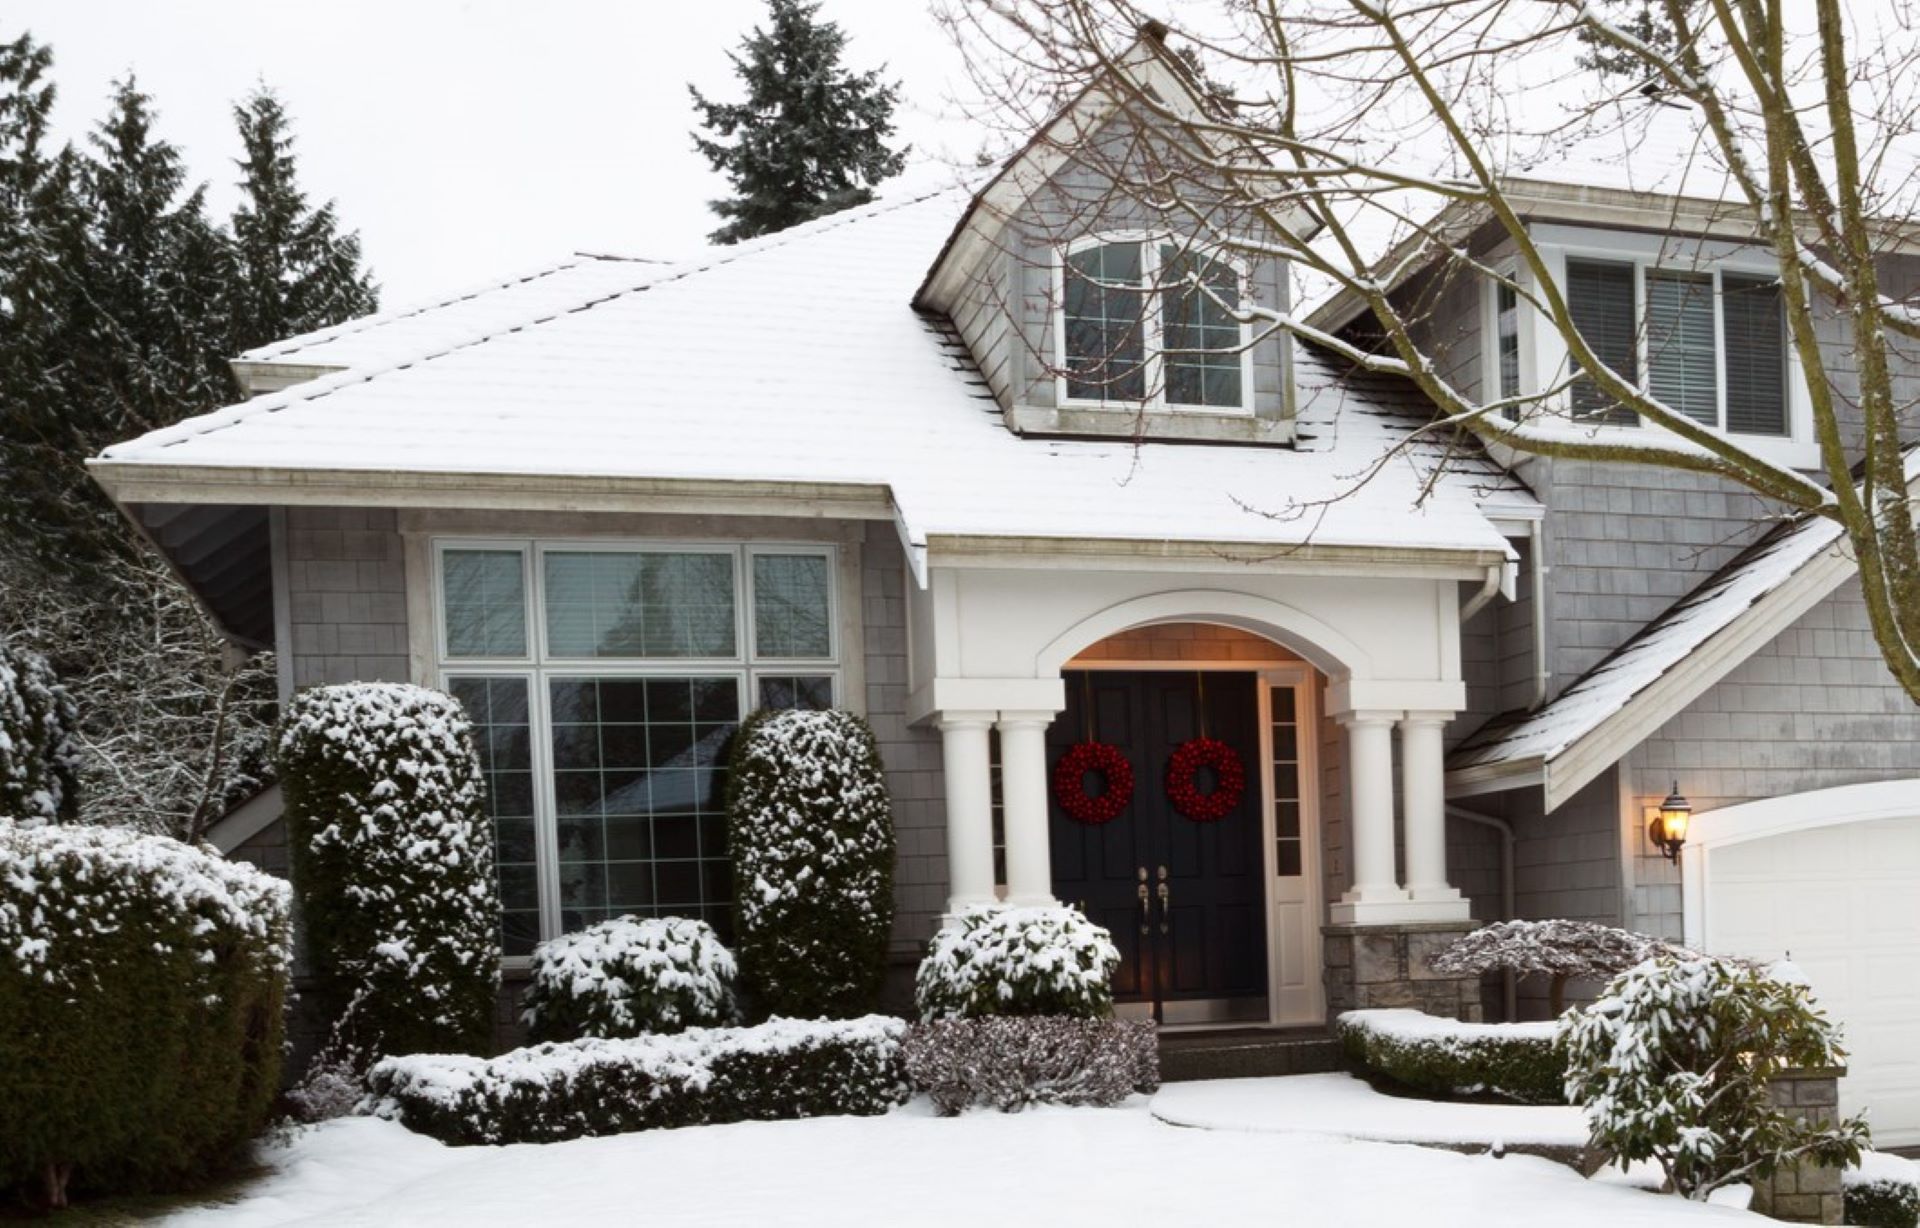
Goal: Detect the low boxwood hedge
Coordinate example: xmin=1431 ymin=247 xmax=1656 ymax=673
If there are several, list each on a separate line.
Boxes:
xmin=915 ymin=905 xmax=1121 ymax=1021
xmin=1337 ymin=1008 xmax=1564 ymax=1105
xmin=1847 ymin=1154 xmax=1920 ymax=1228
xmin=521 ymin=915 xmax=738 ymax=1042
xmin=902 ymin=1016 xmax=1159 ymax=1114
xmin=367 ymin=1015 xmax=909 ymax=1145
xmin=0 ymin=819 xmax=292 ymax=1208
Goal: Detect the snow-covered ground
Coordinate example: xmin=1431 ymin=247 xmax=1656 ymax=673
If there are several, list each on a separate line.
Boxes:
xmin=161 ymin=1096 xmax=1752 ymax=1228
xmin=1151 ymin=1071 xmax=1586 ymax=1148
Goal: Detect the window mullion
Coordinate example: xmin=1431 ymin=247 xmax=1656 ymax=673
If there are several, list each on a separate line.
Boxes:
xmin=1712 ymin=268 xmax=1729 ymax=432
xmin=1147 ymin=238 xmax=1165 ymax=409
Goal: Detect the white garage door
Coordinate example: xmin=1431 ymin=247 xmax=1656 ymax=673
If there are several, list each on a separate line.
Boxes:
xmin=1697 ymin=811 xmax=1920 ymax=1147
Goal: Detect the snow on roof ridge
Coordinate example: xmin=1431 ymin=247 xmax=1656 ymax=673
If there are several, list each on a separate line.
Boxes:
xmin=107 ymin=185 xmax=973 ymax=462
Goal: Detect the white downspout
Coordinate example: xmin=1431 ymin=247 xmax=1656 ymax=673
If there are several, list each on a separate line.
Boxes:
xmin=1445 ymin=802 xmax=1519 ymax=1022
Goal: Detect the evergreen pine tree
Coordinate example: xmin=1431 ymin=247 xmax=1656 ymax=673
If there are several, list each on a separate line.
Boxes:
xmin=228 ymin=87 xmax=376 ymax=353
xmin=689 ymin=0 xmax=906 ymax=245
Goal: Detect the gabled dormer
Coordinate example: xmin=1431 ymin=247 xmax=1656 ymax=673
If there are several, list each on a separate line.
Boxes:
xmin=915 ymin=25 xmax=1314 ymax=447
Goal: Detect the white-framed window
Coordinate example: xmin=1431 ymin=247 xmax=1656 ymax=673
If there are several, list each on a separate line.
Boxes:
xmin=433 ymin=539 xmax=840 ymax=959
xmin=1055 ymin=232 xmax=1254 ymax=413
xmin=1482 ymin=232 xmax=1810 ymax=466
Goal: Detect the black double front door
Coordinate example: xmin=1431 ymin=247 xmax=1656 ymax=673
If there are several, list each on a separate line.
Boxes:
xmin=1048 ymin=670 xmax=1268 ymax=1022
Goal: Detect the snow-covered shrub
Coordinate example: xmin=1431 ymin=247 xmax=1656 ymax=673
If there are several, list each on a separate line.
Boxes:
xmin=726 ymin=708 xmax=893 ymax=1019
xmin=915 ymin=905 xmax=1121 ymax=1021
xmin=901 ymin=1017 xmax=1158 ymax=1114
xmin=1559 ymin=954 xmax=1868 ymax=1201
xmin=522 ymin=915 xmax=738 ymax=1041
xmin=1429 ymin=919 xmax=1669 ymax=1015
xmin=283 ymin=1057 xmax=367 ymax=1125
xmin=276 ymin=683 xmax=500 ymax=1069
xmin=367 ymin=1015 xmax=909 ymax=1145
xmin=0 ymin=640 xmax=80 ymax=825
xmin=1847 ymin=1152 xmax=1920 ymax=1228
xmin=1337 ymin=1009 xmax=1564 ymax=1105
xmin=0 ymin=819 xmax=291 ymax=1208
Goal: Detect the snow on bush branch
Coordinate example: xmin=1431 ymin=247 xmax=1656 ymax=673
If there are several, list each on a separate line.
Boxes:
xmin=916 ymin=905 xmax=1121 ymax=1021
xmin=522 ymin=915 xmax=738 ymax=1041
xmin=277 ymin=683 xmax=500 ymax=1072
xmin=0 ymin=640 xmax=80 ymax=825
xmin=1430 ymin=919 xmax=1673 ymax=1014
xmin=726 ymin=708 xmax=893 ymax=1018
xmin=1559 ymin=953 xmax=1867 ymax=1200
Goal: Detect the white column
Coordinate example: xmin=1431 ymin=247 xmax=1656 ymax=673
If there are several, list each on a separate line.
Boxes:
xmin=1401 ymin=711 xmax=1464 ymax=914
xmin=1332 ymin=710 xmax=1409 ymax=923
xmin=997 ymin=711 xmax=1057 ymax=907
xmin=937 ymin=712 xmax=998 ymax=916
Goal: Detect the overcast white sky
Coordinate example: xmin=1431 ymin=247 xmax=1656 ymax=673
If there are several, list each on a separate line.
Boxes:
xmin=9 ymin=1 xmax=988 ymax=305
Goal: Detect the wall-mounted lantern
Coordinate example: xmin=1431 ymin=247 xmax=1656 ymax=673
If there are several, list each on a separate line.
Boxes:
xmin=1650 ymin=782 xmax=1692 ymax=863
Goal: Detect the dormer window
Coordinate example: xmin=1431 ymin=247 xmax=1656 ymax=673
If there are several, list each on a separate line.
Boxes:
xmin=1059 ymin=235 xmax=1249 ymax=413
xmin=1484 ymin=234 xmax=1811 ymax=468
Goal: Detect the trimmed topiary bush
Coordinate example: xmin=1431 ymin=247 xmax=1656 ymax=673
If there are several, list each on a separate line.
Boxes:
xmin=0 ymin=640 xmax=80 ymax=825
xmin=276 ymin=683 xmax=500 ymax=1070
xmin=916 ymin=905 xmax=1121 ymax=1021
xmin=522 ymin=915 xmax=738 ymax=1042
xmin=0 ymin=819 xmax=291 ymax=1208
xmin=902 ymin=1017 xmax=1158 ymax=1114
xmin=1560 ymin=953 xmax=1867 ymax=1201
xmin=1847 ymin=1153 xmax=1920 ymax=1228
xmin=367 ymin=1016 xmax=910 ymax=1145
xmin=1336 ymin=1009 xmax=1564 ymax=1105
xmin=726 ymin=708 xmax=893 ymax=1019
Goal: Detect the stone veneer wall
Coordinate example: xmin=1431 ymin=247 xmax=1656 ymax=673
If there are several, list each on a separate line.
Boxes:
xmin=1323 ymin=921 xmax=1483 ymax=1021
xmin=1750 ymin=1068 xmax=1848 ymax=1225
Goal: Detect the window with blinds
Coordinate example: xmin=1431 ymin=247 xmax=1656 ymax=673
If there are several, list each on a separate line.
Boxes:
xmin=1567 ymin=259 xmax=1639 ymax=424
xmin=1723 ymin=274 xmax=1788 ymax=436
xmin=1646 ymin=270 xmax=1718 ymax=426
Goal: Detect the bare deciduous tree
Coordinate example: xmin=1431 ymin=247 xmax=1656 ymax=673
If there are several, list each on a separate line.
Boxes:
xmin=941 ymin=0 xmax=1920 ymax=700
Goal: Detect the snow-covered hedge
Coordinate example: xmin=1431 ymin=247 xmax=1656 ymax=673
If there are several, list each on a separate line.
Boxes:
xmin=1560 ymin=953 xmax=1867 ymax=1201
xmin=726 ymin=708 xmax=893 ymax=1019
xmin=1336 ymin=1009 xmax=1564 ymax=1105
xmin=522 ymin=915 xmax=738 ymax=1041
xmin=0 ymin=819 xmax=292 ymax=1207
xmin=902 ymin=1017 xmax=1158 ymax=1114
xmin=0 ymin=640 xmax=80 ymax=825
xmin=1429 ymin=919 xmax=1669 ymax=1015
xmin=1847 ymin=1152 xmax=1920 ymax=1228
xmin=277 ymin=683 xmax=500 ymax=1068
xmin=915 ymin=905 xmax=1121 ymax=1021
xmin=367 ymin=1015 xmax=910 ymax=1145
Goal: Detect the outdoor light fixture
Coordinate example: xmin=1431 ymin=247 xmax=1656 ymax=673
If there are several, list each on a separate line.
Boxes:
xmin=1650 ymin=782 xmax=1692 ymax=862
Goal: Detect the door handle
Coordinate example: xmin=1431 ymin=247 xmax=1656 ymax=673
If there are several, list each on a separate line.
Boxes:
xmin=1137 ymin=867 xmax=1150 ymax=935
xmin=1156 ymin=865 xmax=1170 ymax=934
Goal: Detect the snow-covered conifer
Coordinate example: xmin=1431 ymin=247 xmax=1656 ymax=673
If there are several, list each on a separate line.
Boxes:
xmin=725 ymin=708 xmax=894 ymax=1019
xmin=277 ymin=683 xmax=500 ymax=1069
xmin=0 ymin=640 xmax=79 ymax=825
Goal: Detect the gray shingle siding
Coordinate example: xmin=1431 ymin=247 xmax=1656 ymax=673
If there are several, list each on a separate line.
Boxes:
xmin=284 ymin=507 xmax=411 ymax=687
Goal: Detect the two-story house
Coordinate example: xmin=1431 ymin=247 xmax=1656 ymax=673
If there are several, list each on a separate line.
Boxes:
xmin=92 ymin=30 xmax=1920 ymax=1142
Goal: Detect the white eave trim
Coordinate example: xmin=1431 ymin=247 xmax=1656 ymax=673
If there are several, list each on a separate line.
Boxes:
xmin=204 ymin=783 xmax=282 ymax=855
xmin=923 ymin=532 xmax=1508 ymax=579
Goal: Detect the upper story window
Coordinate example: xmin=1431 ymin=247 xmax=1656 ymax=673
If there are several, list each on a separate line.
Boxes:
xmin=1059 ymin=235 xmax=1250 ymax=413
xmin=1484 ymin=232 xmax=1808 ymax=467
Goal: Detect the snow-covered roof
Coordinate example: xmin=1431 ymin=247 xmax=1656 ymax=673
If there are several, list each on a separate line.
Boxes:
xmin=97 ymin=180 xmax=1526 ymax=569
xmin=233 ymin=253 xmax=672 ymax=375
xmin=1448 ymin=500 xmax=1861 ymax=809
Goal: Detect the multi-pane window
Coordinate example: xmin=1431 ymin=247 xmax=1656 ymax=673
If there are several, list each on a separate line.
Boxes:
xmin=436 ymin=541 xmax=839 ymax=957
xmin=1060 ymin=237 xmax=1247 ymax=411
xmin=1269 ymin=686 xmax=1304 ymax=878
xmin=1565 ymin=257 xmax=1789 ymax=436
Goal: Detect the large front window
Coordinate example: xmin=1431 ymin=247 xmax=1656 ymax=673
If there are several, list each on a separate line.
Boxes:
xmin=1060 ymin=236 xmax=1248 ymax=411
xmin=436 ymin=541 xmax=839 ymax=957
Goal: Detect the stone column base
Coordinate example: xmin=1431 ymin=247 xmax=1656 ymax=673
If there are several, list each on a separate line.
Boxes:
xmin=1751 ymin=1067 xmax=1847 ymax=1225
xmin=1323 ymin=921 xmax=1482 ymax=1021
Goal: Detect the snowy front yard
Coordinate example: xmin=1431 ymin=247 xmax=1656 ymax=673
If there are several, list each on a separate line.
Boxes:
xmin=160 ymin=1095 xmax=1753 ymax=1228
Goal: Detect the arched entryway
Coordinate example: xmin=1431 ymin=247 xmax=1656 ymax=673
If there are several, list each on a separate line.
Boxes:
xmin=1049 ymin=623 xmax=1324 ymax=1026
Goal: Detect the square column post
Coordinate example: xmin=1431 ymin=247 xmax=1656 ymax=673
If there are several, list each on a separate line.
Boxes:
xmin=1401 ymin=710 xmax=1464 ymax=915
xmin=996 ymin=710 xmax=1057 ymax=907
xmin=1330 ymin=710 xmax=1409 ymax=924
xmin=936 ymin=712 xmax=998 ymax=915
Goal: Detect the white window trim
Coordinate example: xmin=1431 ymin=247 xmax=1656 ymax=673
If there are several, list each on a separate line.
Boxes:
xmin=431 ymin=537 xmax=842 ymax=962
xmin=1053 ymin=230 xmax=1257 ymax=416
xmin=1481 ymin=229 xmax=1817 ymax=471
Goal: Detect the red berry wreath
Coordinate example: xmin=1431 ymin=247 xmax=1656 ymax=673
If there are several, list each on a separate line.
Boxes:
xmin=1165 ymin=736 xmax=1245 ymax=822
xmin=1052 ymin=741 xmax=1135 ymax=824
